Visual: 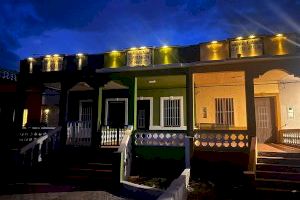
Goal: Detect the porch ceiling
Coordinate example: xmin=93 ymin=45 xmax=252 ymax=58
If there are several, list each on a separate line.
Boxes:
xmin=137 ymin=75 xmax=186 ymax=89
xmin=194 ymin=71 xmax=245 ymax=87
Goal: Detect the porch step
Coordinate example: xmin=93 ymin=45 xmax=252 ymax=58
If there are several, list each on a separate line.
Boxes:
xmin=256 ymin=170 xmax=300 ymax=181
xmin=257 ymin=156 xmax=300 ymax=166
xmin=255 ymin=150 xmax=300 ymax=194
xmin=258 ymin=151 xmax=300 ymax=159
xmin=255 ymin=178 xmax=300 ymax=191
xmin=256 ymin=163 xmax=300 ymax=173
xmin=62 ymin=147 xmax=115 ymax=187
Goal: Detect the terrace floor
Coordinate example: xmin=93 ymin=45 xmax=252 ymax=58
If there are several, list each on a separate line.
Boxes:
xmin=258 ymin=143 xmax=300 ymax=153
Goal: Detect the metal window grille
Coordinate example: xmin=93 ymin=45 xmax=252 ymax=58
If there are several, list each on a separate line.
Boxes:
xmin=215 ymin=98 xmax=234 ymax=126
xmin=137 ymin=110 xmax=145 ymax=128
xmin=80 ymin=101 xmax=93 ymax=121
xmin=163 ymin=99 xmax=180 ymax=127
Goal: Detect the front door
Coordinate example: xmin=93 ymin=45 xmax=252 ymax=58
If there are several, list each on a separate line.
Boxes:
xmin=137 ymin=100 xmax=150 ymax=130
xmin=107 ymin=101 xmax=125 ymax=127
xmin=255 ymin=97 xmax=276 ymax=143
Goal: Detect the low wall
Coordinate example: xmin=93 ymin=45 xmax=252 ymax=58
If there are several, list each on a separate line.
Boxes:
xmin=157 ymin=168 xmax=190 ymax=200
xmin=121 ymin=181 xmax=163 ymax=200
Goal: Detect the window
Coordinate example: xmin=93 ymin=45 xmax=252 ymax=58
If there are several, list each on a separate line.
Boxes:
xmin=215 ymin=98 xmax=234 ymax=126
xmin=79 ymin=100 xmax=93 ymax=121
xmin=161 ymin=97 xmax=183 ymax=127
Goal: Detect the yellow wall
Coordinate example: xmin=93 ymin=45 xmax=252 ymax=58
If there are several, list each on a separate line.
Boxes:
xmin=194 ymin=71 xmax=247 ymax=129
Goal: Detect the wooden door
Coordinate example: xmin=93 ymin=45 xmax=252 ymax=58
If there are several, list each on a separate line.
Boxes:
xmin=255 ymin=97 xmax=275 ymax=143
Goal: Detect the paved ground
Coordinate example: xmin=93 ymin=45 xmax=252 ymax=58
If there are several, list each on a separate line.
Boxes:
xmin=0 ymin=191 xmax=130 ymax=200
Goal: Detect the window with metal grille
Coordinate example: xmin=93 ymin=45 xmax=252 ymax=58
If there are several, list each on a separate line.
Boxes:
xmin=215 ymin=98 xmax=234 ymax=126
xmin=162 ymin=98 xmax=181 ymax=127
xmin=80 ymin=101 xmax=93 ymax=121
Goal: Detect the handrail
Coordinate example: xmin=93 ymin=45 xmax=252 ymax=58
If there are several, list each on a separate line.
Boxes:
xmin=247 ymin=136 xmax=257 ymax=172
xmin=19 ymin=126 xmax=61 ymax=165
xmin=116 ymin=127 xmax=133 ymax=181
xmin=20 ymin=127 xmax=61 ymax=154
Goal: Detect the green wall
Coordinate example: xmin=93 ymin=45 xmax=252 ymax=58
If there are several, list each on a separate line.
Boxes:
xmin=104 ymin=52 xmax=126 ymax=68
xmin=134 ymin=146 xmax=185 ymax=160
xmin=154 ymin=47 xmax=179 ymax=65
xmin=137 ymin=87 xmax=187 ymax=126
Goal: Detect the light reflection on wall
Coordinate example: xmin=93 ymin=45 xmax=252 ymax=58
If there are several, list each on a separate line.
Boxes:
xmin=160 ymin=46 xmax=172 ymax=64
xmin=43 ymin=55 xmax=63 ymax=71
xmin=271 ymin=36 xmax=288 ymax=55
xmin=207 ymin=42 xmax=224 ymax=60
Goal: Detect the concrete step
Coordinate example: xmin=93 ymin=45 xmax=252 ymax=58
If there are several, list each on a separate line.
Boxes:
xmin=256 ymin=170 xmax=300 ymax=181
xmin=258 ymin=152 xmax=300 ymax=159
xmin=256 ymin=163 xmax=300 ymax=173
xmin=257 ymin=156 xmax=300 ymax=166
xmin=255 ymin=187 xmax=300 ymax=199
xmin=256 ymin=178 xmax=300 ymax=190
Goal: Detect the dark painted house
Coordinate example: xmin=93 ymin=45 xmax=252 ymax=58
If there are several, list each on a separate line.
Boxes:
xmin=16 ymin=33 xmax=300 ymax=184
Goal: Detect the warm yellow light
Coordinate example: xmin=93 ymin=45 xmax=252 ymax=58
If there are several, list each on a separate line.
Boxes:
xmin=44 ymin=109 xmax=50 ymax=114
xmin=162 ymin=45 xmax=169 ymax=48
xmin=27 ymin=57 xmax=34 ymax=61
xmin=45 ymin=55 xmax=51 ymax=58
xmin=53 ymin=54 xmax=59 ymax=57
xmin=276 ymin=33 xmax=284 ymax=37
xmin=111 ymin=50 xmax=118 ymax=53
xmin=22 ymin=109 xmax=28 ymax=127
xmin=211 ymin=40 xmax=218 ymax=44
xmin=236 ymin=36 xmax=243 ymax=40
xmin=77 ymin=53 xmax=84 ymax=57
xmin=140 ymin=46 xmax=147 ymax=49
xmin=130 ymin=47 xmax=137 ymax=50
xmin=249 ymin=35 xmax=255 ymax=39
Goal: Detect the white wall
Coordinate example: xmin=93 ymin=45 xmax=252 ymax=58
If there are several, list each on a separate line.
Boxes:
xmin=279 ymin=82 xmax=300 ymax=129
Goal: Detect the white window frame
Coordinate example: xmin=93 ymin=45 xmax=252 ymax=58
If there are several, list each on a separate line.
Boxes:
xmin=137 ymin=97 xmax=154 ymax=130
xmin=159 ymin=96 xmax=186 ymax=130
xmin=105 ymin=98 xmax=128 ymax=126
xmin=79 ymin=99 xmax=93 ymax=121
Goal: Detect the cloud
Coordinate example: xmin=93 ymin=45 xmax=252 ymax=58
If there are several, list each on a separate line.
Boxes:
xmin=2 ymin=0 xmax=300 ymax=70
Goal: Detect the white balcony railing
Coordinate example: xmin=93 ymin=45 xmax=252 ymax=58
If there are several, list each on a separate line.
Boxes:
xmin=67 ymin=121 xmax=92 ymax=146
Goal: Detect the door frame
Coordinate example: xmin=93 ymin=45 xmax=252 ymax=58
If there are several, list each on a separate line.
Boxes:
xmin=137 ymin=97 xmax=153 ymax=130
xmin=105 ymin=98 xmax=128 ymax=126
xmin=79 ymin=99 xmax=93 ymax=121
xmin=254 ymin=95 xmax=279 ymax=143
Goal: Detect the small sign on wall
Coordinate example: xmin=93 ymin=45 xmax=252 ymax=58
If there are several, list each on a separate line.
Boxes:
xmin=127 ymin=48 xmax=152 ymax=67
xmin=288 ymin=106 xmax=295 ymax=119
xmin=202 ymin=107 xmax=207 ymax=118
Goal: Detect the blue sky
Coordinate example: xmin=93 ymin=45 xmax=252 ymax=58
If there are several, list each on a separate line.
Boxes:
xmin=1 ymin=0 xmax=300 ymax=70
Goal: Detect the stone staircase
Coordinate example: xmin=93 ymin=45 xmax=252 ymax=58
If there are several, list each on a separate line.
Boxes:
xmin=59 ymin=147 xmax=118 ymax=189
xmin=0 ymin=146 xmax=119 ymax=194
xmin=255 ymin=150 xmax=300 ymax=196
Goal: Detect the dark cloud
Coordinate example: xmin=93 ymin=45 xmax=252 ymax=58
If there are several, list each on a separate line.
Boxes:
xmin=1 ymin=0 xmax=300 ymax=70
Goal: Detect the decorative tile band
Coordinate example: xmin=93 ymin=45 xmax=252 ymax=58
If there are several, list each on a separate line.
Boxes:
xmin=193 ymin=133 xmax=248 ymax=149
xmin=134 ymin=132 xmax=185 ymax=147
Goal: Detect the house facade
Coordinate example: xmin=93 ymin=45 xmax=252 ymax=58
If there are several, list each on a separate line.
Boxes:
xmin=0 ymin=68 xmax=18 ymax=148
xmin=17 ymin=33 xmax=300 ymax=173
